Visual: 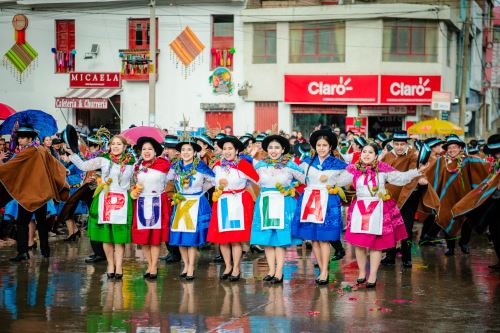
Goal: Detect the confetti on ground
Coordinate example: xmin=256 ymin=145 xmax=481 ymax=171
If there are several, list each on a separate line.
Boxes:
xmin=391 ymin=299 xmax=416 ymax=304
xmin=414 ymin=264 xmax=429 ymax=270
xmin=369 ymin=307 xmax=392 ymax=313
xmin=307 ymin=311 xmax=321 ymax=316
xmin=348 ymin=297 xmax=358 ymax=301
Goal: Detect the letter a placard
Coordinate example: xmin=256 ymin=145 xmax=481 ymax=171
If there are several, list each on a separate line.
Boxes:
xmin=350 ymin=198 xmax=383 ymax=235
xmin=300 ymin=188 xmax=328 ymax=223
xmin=98 ymin=191 xmax=128 ymax=225
xmin=260 ymin=192 xmax=285 ymax=230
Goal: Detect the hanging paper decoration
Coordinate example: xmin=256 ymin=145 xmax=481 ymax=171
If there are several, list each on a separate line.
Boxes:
xmin=2 ymin=14 xmax=38 ymax=83
xmin=169 ymin=26 xmax=205 ymax=79
xmin=52 ymin=48 xmax=76 ymax=73
xmin=119 ymin=49 xmax=156 ymax=81
xmin=211 ymin=48 xmax=235 ymax=68
xmin=209 ymin=67 xmax=233 ymax=95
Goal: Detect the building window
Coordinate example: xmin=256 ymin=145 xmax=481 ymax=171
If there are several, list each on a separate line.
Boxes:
xmin=289 ymin=21 xmax=345 ymax=63
xmin=493 ymin=26 xmax=500 ymax=42
xmin=128 ymin=18 xmax=157 ymax=49
xmin=212 ymin=15 xmax=234 ymax=69
xmin=383 ymin=20 xmax=438 ymax=62
xmin=253 ymin=23 xmax=277 ymax=64
xmin=55 ymin=19 xmax=75 ymax=73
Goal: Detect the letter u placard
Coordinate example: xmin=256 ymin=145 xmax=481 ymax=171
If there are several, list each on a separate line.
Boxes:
xmin=98 ymin=191 xmax=128 ymax=224
xmin=217 ymin=192 xmax=245 ymax=232
xmin=260 ymin=192 xmax=285 ymax=230
xmin=137 ymin=194 xmax=162 ymax=230
xmin=350 ymin=198 xmax=383 ymax=235
xmin=300 ymin=188 xmax=328 ymax=223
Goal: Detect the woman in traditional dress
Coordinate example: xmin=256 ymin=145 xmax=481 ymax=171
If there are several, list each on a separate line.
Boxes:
xmin=208 ymin=136 xmax=259 ymax=282
xmin=250 ymin=135 xmax=305 ymax=284
xmin=68 ymin=135 xmax=135 ymax=279
xmin=291 ymin=129 xmax=349 ymax=285
xmin=343 ymin=143 xmax=427 ymax=288
xmin=130 ymin=137 xmax=171 ymax=280
xmin=168 ymin=138 xmax=214 ymax=281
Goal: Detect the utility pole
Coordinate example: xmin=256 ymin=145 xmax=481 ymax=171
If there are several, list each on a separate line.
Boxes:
xmin=149 ymin=0 xmax=156 ymax=126
xmin=459 ymin=0 xmax=471 ymax=131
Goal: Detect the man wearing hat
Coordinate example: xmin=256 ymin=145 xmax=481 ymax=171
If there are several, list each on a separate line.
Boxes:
xmin=195 ymin=134 xmax=215 ymax=166
xmin=0 ymin=124 xmax=69 ymax=261
xmin=252 ymin=133 xmax=268 ymax=160
xmin=452 ymin=134 xmax=500 ymax=269
xmin=425 ymin=134 xmax=490 ymax=256
xmin=380 ymin=131 xmax=439 ymax=268
xmin=163 ymin=135 xmax=180 ymax=161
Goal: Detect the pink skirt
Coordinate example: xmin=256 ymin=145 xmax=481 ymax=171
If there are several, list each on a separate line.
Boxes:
xmin=344 ymin=198 xmax=407 ymax=250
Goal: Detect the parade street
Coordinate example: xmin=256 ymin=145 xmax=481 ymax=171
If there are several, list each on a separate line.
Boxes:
xmin=0 ymin=233 xmax=499 ymax=333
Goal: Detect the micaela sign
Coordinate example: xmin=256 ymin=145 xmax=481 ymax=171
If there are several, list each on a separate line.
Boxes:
xmin=70 ymin=72 xmax=121 ymax=88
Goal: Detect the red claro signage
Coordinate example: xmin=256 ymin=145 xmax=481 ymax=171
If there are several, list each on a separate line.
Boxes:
xmin=70 ymin=72 xmax=121 ymax=88
xmin=284 ymin=75 xmax=379 ymax=105
xmin=284 ymin=74 xmax=441 ymax=105
xmin=380 ymin=75 xmax=441 ymax=104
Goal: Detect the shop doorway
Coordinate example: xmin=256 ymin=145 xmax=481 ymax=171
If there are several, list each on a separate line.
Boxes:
xmin=75 ymin=95 xmax=121 ymax=134
xmin=292 ymin=114 xmax=345 ymax=138
xmin=367 ymin=116 xmax=403 ymax=138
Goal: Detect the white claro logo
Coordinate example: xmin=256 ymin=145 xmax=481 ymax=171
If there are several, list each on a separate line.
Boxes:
xmin=390 ymin=77 xmax=431 ymax=96
xmin=308 ymin=77 xmax=353 ymax=96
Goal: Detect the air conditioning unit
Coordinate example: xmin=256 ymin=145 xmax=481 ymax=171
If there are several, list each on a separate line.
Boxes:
xmin=84 ymin=44 xmax=99 ymax=59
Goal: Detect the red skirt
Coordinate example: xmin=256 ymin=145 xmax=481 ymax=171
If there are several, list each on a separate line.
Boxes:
xmin=207 ymin=190 xmax=254 ymax=244
xmin=132 ymin=192 xmax=171 ymax=246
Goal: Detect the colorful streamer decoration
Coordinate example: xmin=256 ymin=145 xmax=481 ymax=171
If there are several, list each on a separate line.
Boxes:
xmin=211 ymin=47 xmax=235 ymax=68
xmin=2 ymin=14 xmax=38 ymax=83
xmin=169 ymin=26 xmax=205 ymax=78
xmin=52 ymin=48 xmax=76 ymax=73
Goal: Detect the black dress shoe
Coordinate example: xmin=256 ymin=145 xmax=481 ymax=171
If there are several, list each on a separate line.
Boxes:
xmin=271 ymin=276 xmax=283 ymax=284
xmin=331 ymin=249 xmax=346 ymax=261
xmin=28 ymin=242 xmax=37 ymax=251
xmin=213 ymin=255 xmax=224 ymax=263
xmin=229 ymin=273 xmax=241 ymax=282
xmin=262 ymin=274 xmax=274 ymax=282
xmin=85 ymin=255 xmax=106 ymax=263
xmin=402 ymin=260 xmax=412 ymax=268
xmin=114 ymin=273 xmax=123 ymax=280
xmin=185 ymin=272 xmax=195 ymax=281
xmin=41 ymin=250 xmax=50 ymax=258
xmin=444 ymin=249 xmax=455 ymax=256
xmin=381 ymin=257 xmax=396 ymax=266
xmin=9 ymin=253 xmax=30 ymax=262
xmin=179 ymin=272 xmax=187 ymax=279
xmin=220 ymin=269 xmax=233 ymax=280
xmin=356 ymin=277 xmax=366 ymax=285
xmin=317 ymin=277 xmax=329 ymax=286
xmin=460 ymin=244 xmax=470 ymax=254
xmin=148 ymin=273 xmax=158 ymax=280
xmin=163 ymin=254 xmax=181 ymax=263
xmin=250 ymin=245 xmax=264 ymax=254
xmin=106 ymin=273 xmax=115 ymax=279
xmin=366 ymin=281 xmax=377 ymax=288
xmin=143 ymin=272 xmax=151 ymax=279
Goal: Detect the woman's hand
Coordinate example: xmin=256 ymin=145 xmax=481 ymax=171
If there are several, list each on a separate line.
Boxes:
xmin=418 ymin=163 xmax=430 ymax=174
xmin=64 ymin=146 xmax=74 ymax=155
xmin=320 ymin=174 xmax=328 ymax=183
xmin=418 ymin=177 xmax=428 ymax=185
xmin=219 ymin=178 xmax=228 ymax=187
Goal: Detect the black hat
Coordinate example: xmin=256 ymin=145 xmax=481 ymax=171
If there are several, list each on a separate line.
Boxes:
xmin=414 ymin=140 xmax=423 ymax=151
xmin=136 ymin=136 xmax=163 ymax=157
xmin=417 ymin=143 xmax=432 ymax=168
xmin=176 ymin=139 xmax=201 ymax=153
xmin=52 ymin=138 xmax=63 ymax=145
xmin=255 ymin=133 xmax=267 ymax=143
xmin=240 ymin=134 xmax=256 ymax=148
xmin=392 ymin=130 xmax=410 ymax=142
xmin=217 ymin=135 xmax=244 ymax=152
xmin=424 ymin=137 xmax=444 ymax=148
xmin=483 ymin=134 xmax=500 ymax=155
xmin=62 ymin=124 xmax=80 ymax=154
xmin=14 ymin=124 xmax=39 ymax=139
xmin=262 ymin=135 xmax=291 ymax=154
xmin=195 ymin=134 xmax=214 ymax=150
xmin=164 ymin=135 xmax=179 ymax=149
xmin=442 ymin=134 xmax=465 ymax=150
xmin=309 ymin=129 xmax=338 ymax=150
xmin=214 ymin=133 xmax=227 ymax=141
xmin=466 ymin=145 xmax=479 ymax=155
xmin=375 ymin=133 xmax=388 ymax=143
xmin=353 ymin=136 xmax=368 ymax=148
xmin=294 ymin=142 xmax=311 ymax=159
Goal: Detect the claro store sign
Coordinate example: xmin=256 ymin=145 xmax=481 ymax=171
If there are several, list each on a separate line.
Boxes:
xmin=284 ymin=75 xmax=441 ymax=105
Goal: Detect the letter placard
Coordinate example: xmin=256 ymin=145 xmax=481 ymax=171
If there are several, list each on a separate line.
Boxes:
xmin=137 ymin=194 xmax=162 ymax=230
xmin=260 ymin=192 xmax=285 ymax=230
xmin=98 ymin=192 xmax=128 ymax=225
xmin=350 ymin=198 xmax=383 ymax=235
xmin=300 ymin=188 xmax=328 ymax=223
xmin=171 ymin=195 xmax=200 ymax=233
xmin=218 ymin=192 xmax=245 ymax=232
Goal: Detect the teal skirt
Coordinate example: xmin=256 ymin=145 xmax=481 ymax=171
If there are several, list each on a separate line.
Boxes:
xmin=87 ymin=193 xmax=133 ymax=244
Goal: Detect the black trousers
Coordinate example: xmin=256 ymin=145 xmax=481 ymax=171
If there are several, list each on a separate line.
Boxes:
xmin=420 ymin=213 xmax=440 ymax=240
xmin=386 ymin=191 xmax=420 ymax=262
xmin=484 ymin=197 xmax=500 ymax=261
xmin=17 ymin=204 xmax=49 ymax=254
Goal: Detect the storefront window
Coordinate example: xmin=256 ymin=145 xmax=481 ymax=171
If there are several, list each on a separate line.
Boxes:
xmin=289 ymin=21 xmax=345 ymax=63
xmin=367 ymin=116 xmax=403 ymax=138
xmin=292 ymin=113 xmax=345 ymax=138
xmin=383 ymin=20 xmax=438 ymax=62
xmin=253 ymin=23 xmax=277 ymax=64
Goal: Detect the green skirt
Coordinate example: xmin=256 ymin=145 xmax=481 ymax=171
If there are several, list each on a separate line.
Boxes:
xmin=87 ymin=192 xmax=133 ymax=244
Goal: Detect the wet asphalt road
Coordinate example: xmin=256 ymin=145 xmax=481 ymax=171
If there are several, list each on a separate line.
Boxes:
xmin=0 ymin=232 xmax=499 ymax=333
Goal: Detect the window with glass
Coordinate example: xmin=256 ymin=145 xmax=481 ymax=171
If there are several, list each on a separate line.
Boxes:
xmin=383 ymin=20 xmax=438 ymax=62
xmin=289 ymin=21 xmax=345 ymax=63
xmin=493 ymin=26 xmax=500 ymax=43
xmin=213 ymin=15 xmax=234 ymax=37
xmin=253 ymin=23 xmax=277 ymax=64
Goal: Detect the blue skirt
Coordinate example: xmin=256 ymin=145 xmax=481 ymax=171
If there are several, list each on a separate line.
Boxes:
xmin=250 ymin=190 xmax=302 ymax=247
xmin=291 ymin=192 xmax=343 ymax=241
xmin=169 ymin=195 xmax=211 ymax=247
xmin=3 ymin=199 xmax=57 ymax=220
